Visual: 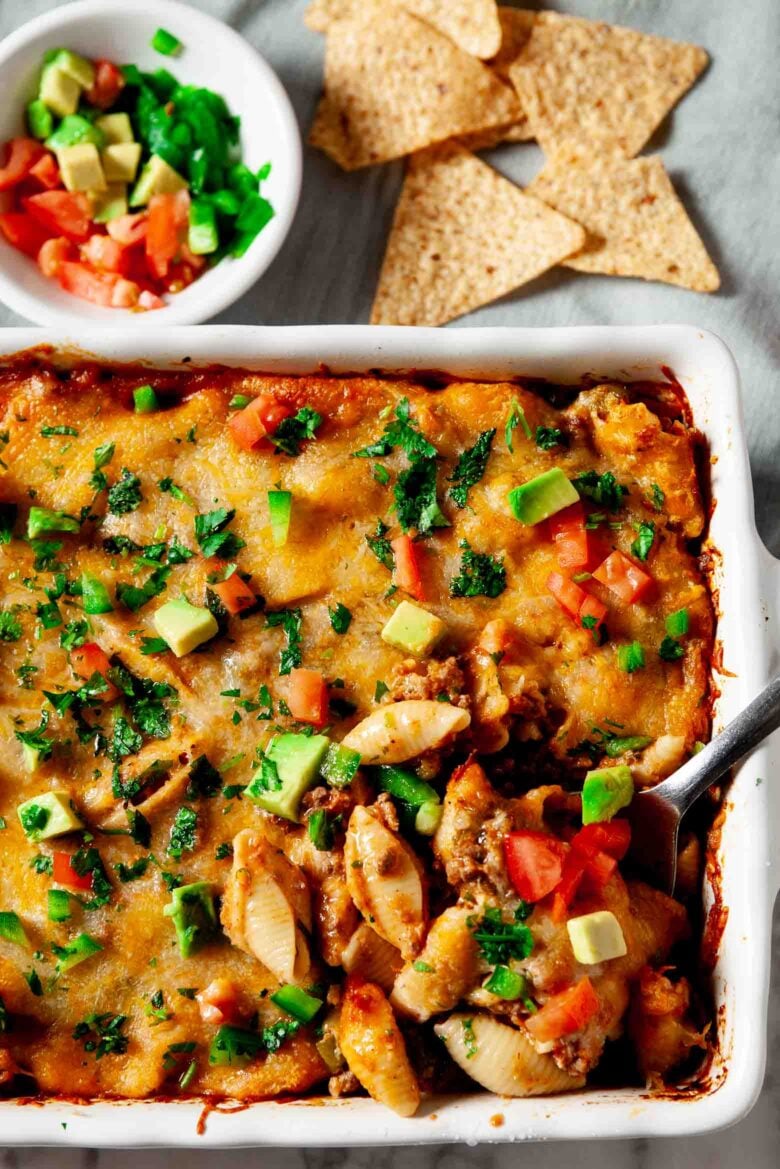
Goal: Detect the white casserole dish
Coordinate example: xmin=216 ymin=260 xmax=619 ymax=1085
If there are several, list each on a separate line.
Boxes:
xmin=0 ymin=324 xmax=777 ymax=1147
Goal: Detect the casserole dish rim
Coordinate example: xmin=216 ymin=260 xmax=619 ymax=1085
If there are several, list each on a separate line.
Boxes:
xmin=0 ymin=323 xmax=776 ymax=1147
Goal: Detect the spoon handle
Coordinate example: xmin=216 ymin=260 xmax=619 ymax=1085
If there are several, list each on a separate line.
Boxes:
xmin=656 ymin=674 xmax=780 ymax=816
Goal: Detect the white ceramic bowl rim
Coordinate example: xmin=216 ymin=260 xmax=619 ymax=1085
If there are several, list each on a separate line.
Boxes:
xmin=0 ymin=0 xmax=302 ymax=327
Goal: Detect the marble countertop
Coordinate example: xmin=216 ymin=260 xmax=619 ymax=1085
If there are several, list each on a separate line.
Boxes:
xmin=0 ymin=0 xmax=777 ymax=1163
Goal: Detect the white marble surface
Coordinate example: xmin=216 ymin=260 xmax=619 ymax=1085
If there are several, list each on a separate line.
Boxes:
xmin=0 ymin=0 xmax=777 ymax=1161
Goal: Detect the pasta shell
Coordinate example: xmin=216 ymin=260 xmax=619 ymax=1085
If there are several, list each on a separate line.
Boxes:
xmin=342 ymin=923 xmax=404 ymax=993
xmin=435 ymin=1013 xmax=585 ymax=1096
xmin=342 ymin=700 xmax=470 ymax=764
xmin=392 ymin=906 xmax=481 ymax=1021
xmin=339 ymin=976 xmax=421 ymax=1117
xmin=221 ymin=828 xmax=312 ymax=983
xmin=345 ymin=805 xmax=427 ymax=959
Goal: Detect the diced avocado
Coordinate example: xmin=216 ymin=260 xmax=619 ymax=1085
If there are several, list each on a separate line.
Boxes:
xmin=58 ymin=144 xmax=106 ymax=193
xmin=507 ymin=467 xmax=580 ymax=525
xmin=21 ymin=743 xmax=41 ymax=773
xmin=320 ymin=742 xmax=361 ymax=788
xmin=566 ymin=911 xmax=627 ymax=964
xmin=17 ymin=791 xmax=82 ymax=842
xmin=47 ymin=888 xmax=72 ymax=923
xmin=26 ymin=99 xmax=54 ymax=140
xmin=46 ymin=113 xmax=105 ymax=152
xmin=92 ymin=183 xmax=127 ymax=223
xmin=414 ymin=799 xmax=443 ymax=836
xmin=53 ymin=932 xmax=103 ymax=973
xmin=268 ymin=490 xmax=292 ymax=547
xmin=246 ymin=733 xmax=330 ymax=822
xmin=153 ymin=598 xmax=218 ymax=657
xmin=163 ymin=881 xmax=217 ymax=957
xmin=27 ymin=506 xmax=79 ymax=538
xmin=381 ymin=600 xmax=446 ymax=657
xmin=581 ymin=765 xmax=633 ymax=825
xmin=39 ymin=64 xmax=81 ymax=118
xmin=0 ymin=911 xmax=29 ymax=948
xmin=95 ymin=112 xmax=134 ymax=145
xmin=47 ymin=49 xmax=95 ymax=89
xmin=129 ymin=154 xmax=187 ymax=207
xmin=102 ymin=142 xmax=141 ymax=184
xmin=81 ymin=572 xmax=114 ymax=615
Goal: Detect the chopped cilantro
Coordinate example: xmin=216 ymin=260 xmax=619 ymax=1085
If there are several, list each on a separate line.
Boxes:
xmin=450 ymin=539 xmax=506 ymax=598
xmin=29 ymin=538 xmax=63 ymax=571
xmin=167 ymin=536 xmax=194 ymax=564
xmin=659 ymin=636 xmax=685 ymax=662
xmin=354 ymin=397 xmax=437 ymax=462
xmin=30 ymin=854 xmax=53 ymax=875
xmin=114 ymin=857 xmax=150 ymax=883
xmin=107 ymin=469 xmax=143 ymax=515
xmin=0 ymin=610 xmax=23 ymax=642
xmin=109 ymin=716 xmax=143 ymax=762
xmin=394 ymin=458 xmax=449 ymax=535
xmin=107 ymin=663 xmax=176 ymax=740
xmin=89 ymin=442 xmax=115 ymax=493
xmin=372 ymin=463 xmax=390 ymax=485
xmin=141 ymin=636 xmax=169 ymax=655
xmin=215 ymin=842 xmax=233 ymax=860
xmin=73 ymin=1013 xmax=128 ymax=1058
xmin=374 ymin=680 xmax=389 ymax=702
xmin=366 ymin=518 xmax=394 ymax=570
xmin=116 ymin=565 xmax=171 ymax=612
xmin=470 ymin=906 xmax=533 ymax=965
xmin=168 ymin=806 xmax=198 ymax=859
xmin=36 ymin=600 xmax=62 ymax=629
xmin=631 ymin=520 xmax=656 ymax=562
xmin=649 ymin=483 xmax=665 ymax=511
xmin=266 ymin=608 xmax=303 ymax=675
xmin=186 ymin=754 xmax=222 ymax=799
xmin=14 ymin=710 xmax=54 ymax=762
xmin=71 ymin=845 xmax=112 ymax=910
xmin=269 ymin=406 xmax=323 ymax=456
xmin=0 ymin=502 xmax=17 ymax=543
xmin=158 ymin=477 xmax=195 ymax=506
xmin=25 ymin=969 xmax=43 ymax=996
xmin=41 ymin=425 xmax=78 ymax=437
xmin=127 ymin=808 xmax=151 ymax=847
xmin=572 ymin=470 xmax=627 ymax=511
xmin=194 ymin=509 xmax=244 ymax=558
xmin=505 ymin=397 xmax=532 ymax=452
xmin=59 ymin=619 xmax=89 ymax=650
xmin=449 ymin=429 xmax=495 ymax=509
xmin=328 ymin=603 xmax=352 ymax=634
xmin=535 ymin=425 xmax=565 ymax=450
xmin=413 ymin=960 xmax=434 ymax=974
xmin=461 ymin=1017 xmax=477 ymax=1059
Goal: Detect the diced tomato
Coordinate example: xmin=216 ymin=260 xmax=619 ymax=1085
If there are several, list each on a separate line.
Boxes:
xmin=81 ymin=234 xmax=129 ymax=274
xmin=0 ymin=138 xmax=44 ymax=191
xmin=25 ymin=191 xmax=92 ymax=243
xmin=549 ymin=502 xmax=590 ymax=569
xmin=228 ymin=393 xmax=294 ymax=451
xmin=0 ymin=211 xmax=53 ymax=258
xmin=593 ymin=550 xmax=653 ymax=604
xmin=504 ymin=830 xmax=568 ymax=902
xmin=550 ymin=851 xmax=587 ymax=922
xmin=70 ymin=642 xmax=119 ymax=700
xmin=107 ymin=212 xmax=148 ymax=246
xmin=52 ymin=851 xmax=93 ymax=892
xmin=573 ymin=820 xmax=631 ymax=861
xmin=196 ymin=978 xmax=242 ymax=1025
xmin=578 ymin=593 xmax=608 ymax=629
xmin=110 ymin=277 xmax=140 ymax=308
xmin=391 ymin=535 xmax=426 ymax=601
xmin=58 ymin=261 xmax=120 ymax=306
xmin=212 ymin=574 xmax=256 ymax=615
xmin=37 ymin=236 xmax=72 ymax=277
xmin=547 ymin=571 xmax=587 ymax=621
xmin=287 ymin=668 xmax=329 ymax=726
xmin=138 ymin=289 xmax=165 ymax=311
xmin=145 ymin=193 xmax=182 ymax=279
xmin=84 ymin=59 xmax=125 ymax=109
xmin=525 ymin=978 xmax=600 ymax=1043
xmin=29 ymin=152 xmax=61 ymax=191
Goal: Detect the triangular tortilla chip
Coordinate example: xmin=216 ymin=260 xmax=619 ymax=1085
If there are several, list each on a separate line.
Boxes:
xmin=458 ymin=117 xmax=533 ymax=151
xmin=309 ymin=6 xmax=521 ymax=170
xmin=456 ymin=8 xmax=537 ymax=147
xmin=528 ymin=151 xmax=720 ymax=292
xmin=370 ymin=144 xmax=586 ymax=325
xmin=303 ymin=0 xmax=355 ymax=33
xmin=400 ymin=1 xmax=502 ymax=59
xmin=509 ymin=12 xmax=708 ymax=158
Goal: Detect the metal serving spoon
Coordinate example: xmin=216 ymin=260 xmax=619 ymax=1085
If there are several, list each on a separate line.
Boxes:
xmin=627 ymin=674 xmax=780 ymax=894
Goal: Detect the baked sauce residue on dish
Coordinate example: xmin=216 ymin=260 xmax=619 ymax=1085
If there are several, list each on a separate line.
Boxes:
xmin=0 ymin=361 xmax=714 ymax=1109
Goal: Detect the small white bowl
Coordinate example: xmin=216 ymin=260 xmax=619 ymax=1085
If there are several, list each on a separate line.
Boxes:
xmin=0 ymin=0 xmax=302 ymax=327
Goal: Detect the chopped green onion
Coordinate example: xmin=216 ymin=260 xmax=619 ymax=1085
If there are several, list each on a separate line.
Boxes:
xmin=483 ymin=965 xmax=528 ymax=1001
xmin=27 ymin=507 xmax=79 ymax=539
xmin=47 ymin=889 xmax=72 ymax=923
xmin=307 ymin=809 xmax=334 ymax=851
xmin=270 ymin=984 xmax=322 ymax=1023
xmin=189 ymin=199 xmax=219 ymax=256
xmin=229 ymin=394 xmax=250 ymax=410
xmin=376 ymin=765 xmax=438 ymax=808
xmin=665 ymin=608 xmax=689 ymax=637
xmin=617 ymin=641 xmax=645 ymax=673
xmin=52 ymin=932 xmax=102 ymax=973
xmin=320 ymin=743 xmax=361 ymax=788
xmin=152 ymin=27 xmax=183 ymax=56
xmin=0 ymin=911 xmax=29 ymax=947
xmin=81 ymin=573 xmax=114 ymax=615
xmin=268 ymin=490 xmax=292 ymax=548
xmin=133 ymin=385 xmax=159 ymax=414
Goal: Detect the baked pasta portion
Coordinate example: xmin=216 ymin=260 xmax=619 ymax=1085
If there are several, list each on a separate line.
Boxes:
xmin=0 ymin=361 xmax=712 ymax=1109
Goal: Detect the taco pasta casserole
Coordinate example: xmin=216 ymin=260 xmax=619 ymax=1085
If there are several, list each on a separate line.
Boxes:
xmin=0 ymin=360 xmax=714 ymax=1112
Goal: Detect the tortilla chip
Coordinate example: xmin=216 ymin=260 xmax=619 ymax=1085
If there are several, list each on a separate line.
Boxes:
xmin=370 ymin=143 xmax=586 ymax=326
xmin=458 ymin=117 xmax=533 ymax=151
xmin=400 ymin=1 xmax=502 ymax=59
xmin=308 ymin=6 xmax=521 ymax=170
xmin=509 ymin=12 xmax=708 ymax=158
xmin=303 ymin=0 xmax=355 ymax=33
xmin=528 ymin=151 xmax=719 ymax=292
